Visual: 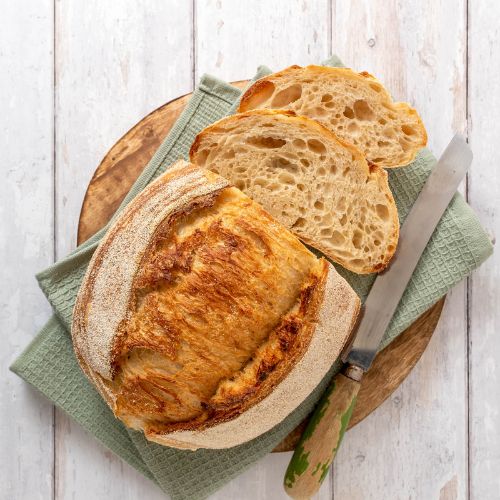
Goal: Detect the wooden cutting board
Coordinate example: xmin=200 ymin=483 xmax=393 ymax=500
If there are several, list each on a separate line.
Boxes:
xmin=77 ymin=81 xmax=445 ymax=452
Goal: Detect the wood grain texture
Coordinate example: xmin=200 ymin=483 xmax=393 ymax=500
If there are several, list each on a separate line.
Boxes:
xmin=195 ymin=0 xmax=331 ymax=82
xmin=0 ymin=1 xmax=55 ymax=499
xmin=468 ymin=1 xmax=500 ymax=498
xmin=54 ymin=1 xmax=192 ymax=499
xmin=2 ymin=0 xmax=498 ymax=498
xmin=331 ymin=2 xmax=470 ymax=498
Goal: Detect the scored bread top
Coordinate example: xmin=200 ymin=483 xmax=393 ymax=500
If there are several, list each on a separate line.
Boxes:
xmin=190 ymin=109 xmax=399 ymax=274
xmin=72 ymin=160 xmax=360 ymax=448
xmin=238 ymin=65 xmax=427 ymax=169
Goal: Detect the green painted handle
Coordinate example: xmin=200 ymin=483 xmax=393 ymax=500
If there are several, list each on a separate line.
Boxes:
xmin=284 ymin=371 xmax=361 ymax=499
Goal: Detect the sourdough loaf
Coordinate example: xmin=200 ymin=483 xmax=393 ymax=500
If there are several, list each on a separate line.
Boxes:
xmin=238 ymin=65 xmax=427 ymax=168
xmin=72 ymin=160 xmax=360 ymax=450
xmin=190 ymin=110 xmax=399 ymax=274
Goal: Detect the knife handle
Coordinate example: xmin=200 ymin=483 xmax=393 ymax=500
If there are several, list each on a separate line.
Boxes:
xmin=284 ymin=365 xmax=363 ymax=499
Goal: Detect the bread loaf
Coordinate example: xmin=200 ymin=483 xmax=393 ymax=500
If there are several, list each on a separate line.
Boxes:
xmin=238 ymin=65 xmax=427 ymax=168
xmin=190 ymin=110 xmax=399 ymax=274
xmin=72 ymin=160 xmax=360 ymax=450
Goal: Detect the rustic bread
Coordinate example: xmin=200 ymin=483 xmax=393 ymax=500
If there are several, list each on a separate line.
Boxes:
xmin=72 ymin=160 xmax=360 ymax=450
xmin=238 ymin=65 xmax=427 ymax=168
xmin=190 ymin=110 xmax=399 ymax=274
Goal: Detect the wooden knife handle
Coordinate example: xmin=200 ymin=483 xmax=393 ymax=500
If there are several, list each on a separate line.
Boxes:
xmin=284 ymin=367 xmax=362 ymax=499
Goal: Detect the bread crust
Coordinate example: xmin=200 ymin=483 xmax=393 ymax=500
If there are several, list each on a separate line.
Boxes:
xmin=238 ymin=65 xmax=427 ymax=169
xmin=190 ymin=110 xmax=399 ymax=274
xmin=72 ymin=160 xmax=360 ymax=449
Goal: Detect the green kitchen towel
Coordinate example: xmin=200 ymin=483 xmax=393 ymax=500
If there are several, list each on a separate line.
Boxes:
xmin=11 ymin=56 xmax=493 ymax=500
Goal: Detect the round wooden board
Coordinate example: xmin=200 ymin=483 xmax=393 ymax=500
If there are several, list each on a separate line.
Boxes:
xmin=77 ymin=82 xmax=445 ymax=453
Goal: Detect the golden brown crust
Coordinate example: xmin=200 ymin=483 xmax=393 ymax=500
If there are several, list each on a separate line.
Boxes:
xmin=238 ymin=65 xmax=427 ymax=169
xmin=72 ymin=160 xmax=360 ymax=449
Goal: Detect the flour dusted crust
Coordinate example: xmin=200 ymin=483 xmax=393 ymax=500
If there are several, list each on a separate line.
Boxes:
xmin=72 ymin=160 xmax=360 ymax=449
xmin=239 ymin=65 xmax=427 ymax=168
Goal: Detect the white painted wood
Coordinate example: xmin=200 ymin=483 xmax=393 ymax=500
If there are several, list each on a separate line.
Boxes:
xmin=209 ymin=452 xmax=332 ymax=500
xmin=0 ymin=1 xmax=55 ymax=499
xmin=2 ymin=1 xmax=500 ymax=498
xmin=197 ymin=1 xmax=333 ymax=498
xmin=195 ymin=0 xmax=331 ymax=82
xmin=331 ymin=2 xmax=469 ymax=498
xmin=468 ymin=1 xmax=500 ymax=498
xmin=54 ymin=1 xmax=193 ymax=498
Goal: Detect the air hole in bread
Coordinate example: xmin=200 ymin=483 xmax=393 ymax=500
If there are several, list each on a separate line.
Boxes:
xmin=272 ymin=156 xmax=298 ymax=174
xmin=247 ymin=136 xmax=287 ymax=149
xmin=401 ymin=124 xmax=416 ymax=136
xmin=353 ymin=100 xmax=375 ymax=121
xmin=314 ymin=107 xmax=327 ymax=117
xmin=297 ymin=183 xmax=305 ymax=192
xmin=314 ymin=200 xmax=324 ymax=210
xmin=196 ymin=149 xmax=209 ymax=166
xmin=343 ymin=106 xmax=355 ymax=119
xmin=244 ymin=80 xmax=275 ymax=108
xmin=347 ymin=122 xmax=359 ymax=134
xmin=352 ymin=230 xmax=363 ymax=249
xmin=271 ymin=84 xmax=302 ymax=107
xmin=322 ymin=213 xmax=333 ymax=225
xmin=234 ymin=166 xmax=246 ymax=173
xmin=278 ymin=172 xmax=295 ymax=185
xmin=340 ymin=214 xmax=347 ymax=226
xmin=321 ymin=94 xmax=333 ymax=102
xmin=383 ymin=127 xmax=397 ymax=139
xmin=374 ymin=239 xmax=381 ymax=246
xmin=330 ymin=231 xmax=345 ymax=246
xmin=378 ymin=118 xmax=387 ymax=125
xmin=329 ymin=164 xmax=337 ymax=175
xmin=377 ymin=140 xmax=390 ymax=147
xmin=320 ymin=228 xmax=332 ymax=236
xmin=307 ymin=139 xmax=327 ymax=155
xmin=317 ymin=166 xmax=326 ymax=176
xmin=324 ymin=102 xmax=335 ymax=109
xmin=300 ymin=158 xmax=310 ymax=167
xmin=254 ymin=178 xmax=268 ymax=187
xmin=223 ymin=150 xmax=235 ymax=159
xmin=399 ymin=138 xmax=411 ymax=152
xmin=376 ymin=204 xmax=390 ymax=220
xmin=292 ymin=138 xmax=306 ymax=149
xmin=235 ymin=180 xmax=245 ymax=191
xmin=292 ymin=217 xmax=306 ymax=228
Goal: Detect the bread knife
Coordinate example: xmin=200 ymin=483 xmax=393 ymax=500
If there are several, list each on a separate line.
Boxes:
xmin=284 ymin=134 xmax=472 ymax=499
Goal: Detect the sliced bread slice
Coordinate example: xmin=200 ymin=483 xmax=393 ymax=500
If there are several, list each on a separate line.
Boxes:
xmin=238 ymin=65 xmax=427 ymax=169
xmin=190 ymin=110 xmax=399 ymax=274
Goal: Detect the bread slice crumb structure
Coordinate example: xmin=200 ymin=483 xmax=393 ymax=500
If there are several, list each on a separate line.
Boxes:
xmin=190 ymin=110 xmax=399 ymax=274
xmin=239 ymin=65 xmax=427 ymax=168
xmin=72 ymin=160 xmax=360 ymax=449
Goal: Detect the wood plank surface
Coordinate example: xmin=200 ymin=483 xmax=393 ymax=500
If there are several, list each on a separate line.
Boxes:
xmin=195 ymin=1 xmax=333 ymax=498
xmin=330 ymin=2 xmax=470 ymax=498
xmin=53 ymin=1 xmax=192 ymax=499
xmin=468 ymin=1 xmax=500 ymax=498
xmin=0 ymin=2 xmax=55 ymax=499
xmin=1 ymin=0 xmax=498 ymax=499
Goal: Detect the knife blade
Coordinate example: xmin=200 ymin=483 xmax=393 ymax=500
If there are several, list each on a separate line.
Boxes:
xmin=284 ymin=134 xmax=472 ymax=499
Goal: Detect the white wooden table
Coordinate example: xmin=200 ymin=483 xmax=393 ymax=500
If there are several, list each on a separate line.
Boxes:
xmin=1 ymin=1 xmax=499 ymax=499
